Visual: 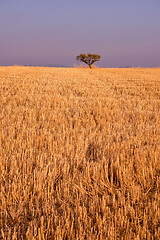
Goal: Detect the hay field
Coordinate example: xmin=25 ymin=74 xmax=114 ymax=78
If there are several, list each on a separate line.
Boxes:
xmin=0 ymin=66 xmax=160 ymax=239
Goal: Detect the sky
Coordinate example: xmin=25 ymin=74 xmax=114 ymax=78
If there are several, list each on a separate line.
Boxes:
xmin=0 ymin=0 xmax=160 ymax=67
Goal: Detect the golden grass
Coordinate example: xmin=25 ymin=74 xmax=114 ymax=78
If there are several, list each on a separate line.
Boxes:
xmin=0 ymin=66 xmax=160 ymax=239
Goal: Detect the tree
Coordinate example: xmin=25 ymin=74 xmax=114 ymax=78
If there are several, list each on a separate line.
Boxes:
xmin=76 ymin=53 xmax=101 ymax=68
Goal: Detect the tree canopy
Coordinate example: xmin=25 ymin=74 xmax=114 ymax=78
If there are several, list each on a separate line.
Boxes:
xmin=76 ymin=53 xmax=101 ymax=68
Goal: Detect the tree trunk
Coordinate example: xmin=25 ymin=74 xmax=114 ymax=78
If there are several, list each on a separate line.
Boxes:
xmin=89 ymin=64 xmax=92 ymax=68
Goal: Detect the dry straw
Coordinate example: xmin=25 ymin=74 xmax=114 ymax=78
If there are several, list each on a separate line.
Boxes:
xmin=0 ymin=66 xmax=160 ymax=239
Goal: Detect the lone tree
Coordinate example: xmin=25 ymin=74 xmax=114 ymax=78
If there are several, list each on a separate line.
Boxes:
xmin=76 ymin=53 xmax=101 ymax=68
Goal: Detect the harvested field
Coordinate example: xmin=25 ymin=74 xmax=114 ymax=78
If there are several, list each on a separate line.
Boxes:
xmin=0 ymin=66 xmax=160 ymax=239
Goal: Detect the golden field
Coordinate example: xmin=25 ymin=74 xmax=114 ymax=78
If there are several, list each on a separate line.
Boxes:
xmin=0 ymin=66 xmax=160 ymax=239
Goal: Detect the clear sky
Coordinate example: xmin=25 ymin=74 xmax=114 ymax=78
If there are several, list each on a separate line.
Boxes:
xmin=0 ymin=0 xmax=160 ymax=67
